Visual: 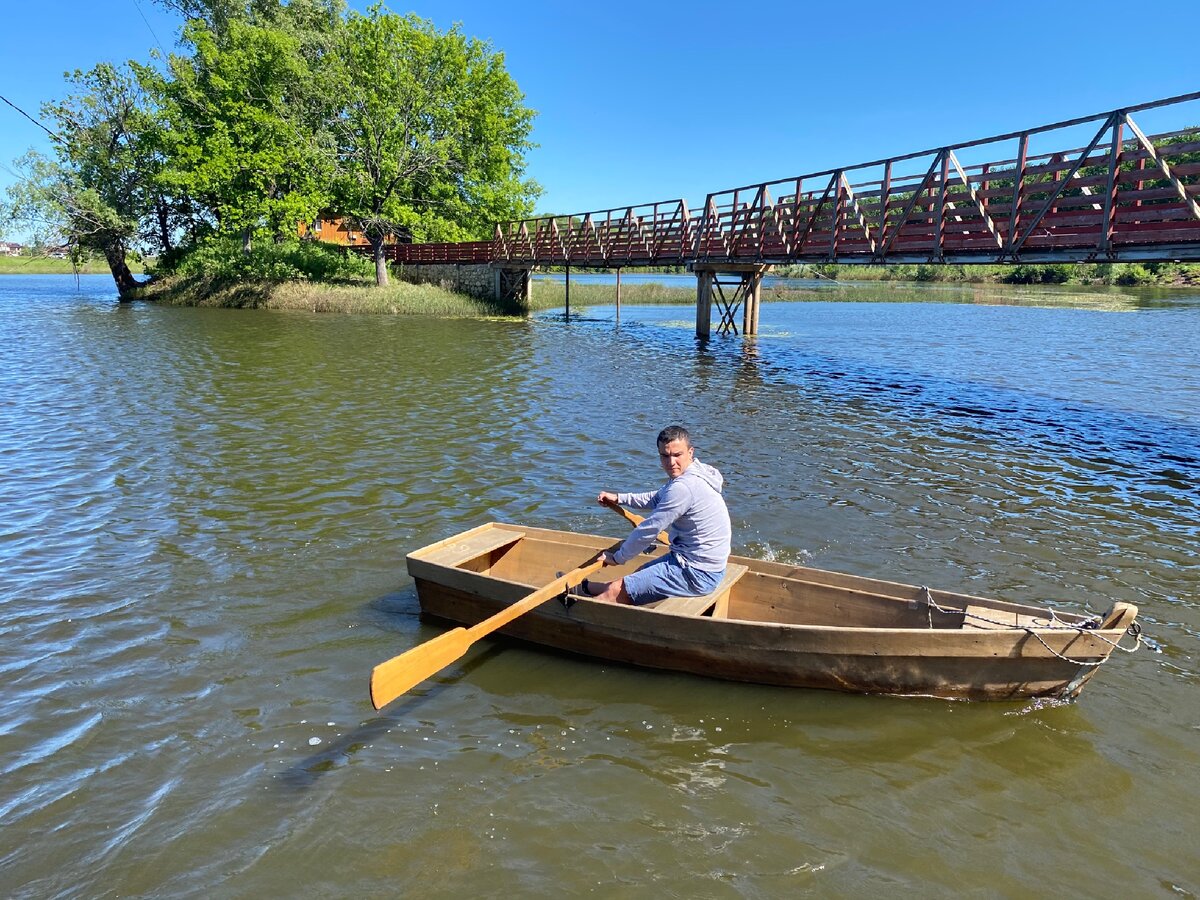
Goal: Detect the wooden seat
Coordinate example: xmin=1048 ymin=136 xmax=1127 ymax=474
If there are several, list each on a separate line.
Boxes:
xmin=645 ymin=564 xmax=749 ymax=616
xmin=417 ymin=527 xmax=524 ymax=568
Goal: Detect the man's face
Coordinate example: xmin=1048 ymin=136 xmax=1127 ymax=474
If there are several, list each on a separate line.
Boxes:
xmin=658 ymin=439 xmax=694 ymax=478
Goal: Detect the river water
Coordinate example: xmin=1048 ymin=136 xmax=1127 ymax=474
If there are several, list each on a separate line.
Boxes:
xmin=1 ymin=274 xmax=1197 ymax=897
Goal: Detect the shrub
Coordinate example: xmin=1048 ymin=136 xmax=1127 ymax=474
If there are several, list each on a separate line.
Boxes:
xmin=1114 ymin=263 xmax=1150 ymax=285
xmin=157 ymin=236 xmax=375 ymax=284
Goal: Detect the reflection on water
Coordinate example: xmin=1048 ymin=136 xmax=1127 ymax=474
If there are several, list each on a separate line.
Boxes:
xmin=1 ymin=274 xmax=1198 ymax=897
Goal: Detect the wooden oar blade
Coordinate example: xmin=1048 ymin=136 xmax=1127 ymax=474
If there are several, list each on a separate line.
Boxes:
xmin=367 ymin=543 xmax=617 ymax=711
xmin=370 ymin=627 xmax=472 ymax=710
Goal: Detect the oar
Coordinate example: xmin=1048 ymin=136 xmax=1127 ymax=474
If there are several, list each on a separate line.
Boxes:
xmin=600 ymin=497 xmax=670 ymax=545
xmin=369 ymin=541 xmax=623 ymax=710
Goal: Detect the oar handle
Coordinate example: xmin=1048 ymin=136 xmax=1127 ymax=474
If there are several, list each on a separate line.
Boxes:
xmin=601 ymin=497 xmax=669 ymax=545
xmin=369 ymin=541 xmax=621 ymax=710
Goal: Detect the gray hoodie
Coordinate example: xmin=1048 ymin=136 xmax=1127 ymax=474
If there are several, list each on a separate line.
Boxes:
xmin=613 ymin=460 xmax=731 ymax=572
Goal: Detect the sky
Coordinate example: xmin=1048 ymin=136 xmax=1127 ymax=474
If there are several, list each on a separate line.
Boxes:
xmin=2 ymin=0 xmax=1198 ymax=240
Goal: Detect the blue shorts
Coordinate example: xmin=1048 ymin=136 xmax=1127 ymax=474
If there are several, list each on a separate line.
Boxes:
xmin=622 ymin=553 xmax=725 ymax=606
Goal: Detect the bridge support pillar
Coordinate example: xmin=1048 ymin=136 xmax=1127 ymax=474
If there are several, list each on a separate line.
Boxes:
xmin=696 ymin=270 xmax=714 ymax=337
xmin=494 ymin=265 xmax=533 ymax=311
xmin=693 ymin=264 xmax=770 ymax=337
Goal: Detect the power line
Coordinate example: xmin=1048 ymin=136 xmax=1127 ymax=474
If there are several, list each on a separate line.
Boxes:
xmin=0 ymin=92 xmax=59 ymax=142
xmin=131 ymin=0 xmax=171 ymax=60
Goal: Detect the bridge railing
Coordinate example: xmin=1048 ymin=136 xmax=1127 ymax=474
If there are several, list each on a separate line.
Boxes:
xmin=493 ymin=199 xmax=697 ymax=267
xmin=387 ymin=92 xmax=1200 ymax=267
xmin=694 ymin=92 xmax=1200 ymax=265
xmin=391 ymin=241 xmax=494 ymax=264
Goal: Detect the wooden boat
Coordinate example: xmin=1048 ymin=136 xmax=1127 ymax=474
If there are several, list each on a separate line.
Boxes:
xmin=406 ymin=522 xmax=1140 ymax=701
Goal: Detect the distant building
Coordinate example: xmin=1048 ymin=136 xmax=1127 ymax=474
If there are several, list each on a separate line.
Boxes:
xmin=0 ymin=241 xmax=23 ymax=256
xmin=297 ymin=215 xmax=411 ymax=247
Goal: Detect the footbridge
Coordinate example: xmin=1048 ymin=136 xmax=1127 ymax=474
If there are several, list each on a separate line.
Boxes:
xmin=387 ymin=91 xmax=1200 ymax=335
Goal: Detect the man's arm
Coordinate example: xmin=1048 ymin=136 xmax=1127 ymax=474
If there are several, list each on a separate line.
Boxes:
xmin=617 ymin=490 xmax=658 ymax=510
xmin=612 ymin=482 xmax=691 ymax=565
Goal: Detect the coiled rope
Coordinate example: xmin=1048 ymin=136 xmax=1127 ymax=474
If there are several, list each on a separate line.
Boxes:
xmin=920 ymin=586 xmax=1142 ymax=666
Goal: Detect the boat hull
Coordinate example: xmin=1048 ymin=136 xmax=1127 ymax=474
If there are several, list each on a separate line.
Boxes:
xmin=407 ymin=523 xmax=1137 ymax=701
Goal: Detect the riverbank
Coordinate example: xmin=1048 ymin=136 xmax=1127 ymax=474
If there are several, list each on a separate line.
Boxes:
xmin=132 ymin=273 xmax=705 ymax=315
xmin=134 ymin=275 xmax=521 ymax=315
xmin=0 ymin=256 xmax=146 ymax=276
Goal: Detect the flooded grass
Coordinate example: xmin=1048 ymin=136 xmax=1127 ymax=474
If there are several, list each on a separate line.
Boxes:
xmin=135 ymin=275 xmax=519 ymax=316
xmin=530 ymin=280 xmax=694 ymax=310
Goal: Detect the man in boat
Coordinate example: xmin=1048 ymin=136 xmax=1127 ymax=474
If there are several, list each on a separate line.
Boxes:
xmin=577 ymin=425 xmax=731 ymax=605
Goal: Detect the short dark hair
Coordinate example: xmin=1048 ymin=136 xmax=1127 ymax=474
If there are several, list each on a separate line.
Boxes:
xmin=657 ymin=425 xmax=692 ymax=448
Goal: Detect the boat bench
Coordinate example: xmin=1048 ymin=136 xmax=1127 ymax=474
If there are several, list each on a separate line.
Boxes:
xmin=644 ymin=564 xmax=748 ymax=616
xmin=417 ymin=527 xmax=524 ymax=568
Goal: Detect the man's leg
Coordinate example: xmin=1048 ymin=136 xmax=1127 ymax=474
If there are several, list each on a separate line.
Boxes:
xmin=581 ymin=576 xmax=632 ymax=604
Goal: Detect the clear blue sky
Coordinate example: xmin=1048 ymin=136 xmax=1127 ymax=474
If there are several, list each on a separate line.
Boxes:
xmin=2 ymin=0 xmax=1197 ymax=238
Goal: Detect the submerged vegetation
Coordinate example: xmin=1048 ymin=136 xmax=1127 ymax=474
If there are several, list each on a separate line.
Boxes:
xmin=777 ymin=261 xmax=1200 ymax=287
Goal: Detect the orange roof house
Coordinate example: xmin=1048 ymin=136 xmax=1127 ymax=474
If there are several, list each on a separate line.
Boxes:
xmin=298 ymin=215 xmax=411 ymax=246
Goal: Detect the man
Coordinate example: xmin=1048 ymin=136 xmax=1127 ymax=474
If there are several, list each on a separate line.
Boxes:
xmin=578 ymin=426 xmax=731 ymax=605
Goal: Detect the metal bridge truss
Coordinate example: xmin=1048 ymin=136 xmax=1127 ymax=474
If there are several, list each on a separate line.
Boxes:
xmin=390 ymin=92 xmax=1200 ymax=269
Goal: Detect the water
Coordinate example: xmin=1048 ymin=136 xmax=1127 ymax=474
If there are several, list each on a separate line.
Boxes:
xmin=1 ymin=274 xmax=1197 ymax=897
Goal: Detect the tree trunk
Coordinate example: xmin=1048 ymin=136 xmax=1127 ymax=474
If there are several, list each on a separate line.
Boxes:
xmin=372 ymin=238 xmax=389 ymax=287
xmin=155 ymin=199 xmax=173 ymax=254
xmin=103 ymin=242 xmax=139 ymax=297
xmin=242 ymin=226 xmax=253 ymax=256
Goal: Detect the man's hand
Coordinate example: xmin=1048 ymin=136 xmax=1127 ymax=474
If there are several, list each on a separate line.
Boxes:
xmin=597 ymin=550 xmax=615 ymax=566
xmin=597 ymin=491 xmax=619 ymax=506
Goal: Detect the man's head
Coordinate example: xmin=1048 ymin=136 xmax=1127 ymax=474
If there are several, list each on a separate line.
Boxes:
xmin=657 ymin=426 xmax=694 ymax=478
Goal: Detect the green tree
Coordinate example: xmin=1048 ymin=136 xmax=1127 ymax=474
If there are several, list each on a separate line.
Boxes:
xmin=331 ymin=7 xmax=539 ymax=285
xmin=2 ymin=63 xmax=163 ymax=294
xmin=149 ymin=12 xmax=337 ymax=255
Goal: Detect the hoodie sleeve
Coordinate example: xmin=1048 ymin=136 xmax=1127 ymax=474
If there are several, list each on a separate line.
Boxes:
xmin=612 ymin=481 xmax=692 ymax=565
xmin=617 ymin=490 xmax=658 ymax=510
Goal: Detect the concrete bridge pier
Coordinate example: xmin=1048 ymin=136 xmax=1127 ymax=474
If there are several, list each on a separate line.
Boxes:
xmin=694 ymin=264 xmax=771 ymax=337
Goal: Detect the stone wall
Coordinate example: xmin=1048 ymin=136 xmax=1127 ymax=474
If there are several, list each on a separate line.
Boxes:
xmin=399 ymin=263 xmax=495 ymax=301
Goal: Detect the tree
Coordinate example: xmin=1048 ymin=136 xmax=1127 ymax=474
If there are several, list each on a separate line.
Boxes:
xmin=149 ymin=12 xmax=337 ymax=255
xmin=331 ymin=7 xmax=539 ymax=286
xmin=2 ymin=63 xmax=163 ymax=294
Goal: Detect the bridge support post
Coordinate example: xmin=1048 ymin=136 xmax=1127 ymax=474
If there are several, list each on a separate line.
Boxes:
xmin=693 ymin=264 xmax=770 ymax=337
xmin=743 ymin=269 xmax=763 ymax=336
xmin=695 ymin=270 xmax=713 ymax=337
xmin=494 ymin=265 xmax=532 ymax=311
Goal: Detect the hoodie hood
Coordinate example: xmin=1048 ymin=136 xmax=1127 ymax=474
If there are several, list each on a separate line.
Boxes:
xmin=681 ymin=459 xmax=724 ymax=494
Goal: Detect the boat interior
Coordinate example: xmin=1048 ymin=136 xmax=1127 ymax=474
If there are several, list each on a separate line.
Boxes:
xmin=408 ymin=523 xmax=1132 ymax=633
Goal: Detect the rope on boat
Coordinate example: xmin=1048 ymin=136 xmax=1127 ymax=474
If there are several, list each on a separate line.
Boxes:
xmin=919 ymin=586 xmax=1142 ymax=666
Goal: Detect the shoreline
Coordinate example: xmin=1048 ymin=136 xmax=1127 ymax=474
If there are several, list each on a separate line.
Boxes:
xmin=8 ymin=270 xmax=1199 ymax=317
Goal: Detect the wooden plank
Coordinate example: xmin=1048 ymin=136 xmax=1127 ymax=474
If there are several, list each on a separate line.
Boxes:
xmin=962 ymin=605 xmax=1025 ymax=630
xmin=416 ymin=527 xmax=525 ymax=568
xmin=644 ymin=564 xmax=749 ymax=616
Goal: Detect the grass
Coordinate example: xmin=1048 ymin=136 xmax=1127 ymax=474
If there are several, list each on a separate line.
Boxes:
xmin=134 ymin=274 xmax=522 ymax=316
xmin=0 ymin=256 xmax=146 ymax=275
xmin=140 ymin=269 xmax=698 ymax=316
xmin=529 ymin=280 xmax=694 ymax=310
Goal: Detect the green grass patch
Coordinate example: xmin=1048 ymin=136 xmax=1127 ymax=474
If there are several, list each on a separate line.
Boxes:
xmin=134 ymin=274 xmax=520 ymax=316
xmin=0 ymin=256 xmax=146 ymax=275
xmin=529 ymin=279 xmax=694 ymax=310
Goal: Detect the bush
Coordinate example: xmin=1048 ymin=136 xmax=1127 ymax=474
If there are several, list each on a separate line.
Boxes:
xmin=1114 ymin=263 xmax=1150 ymax=285
xmin=157 ymin=236 xmax=376 ymax=284
xmin=1002 ymin=263 xmax=1070 ymax=284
